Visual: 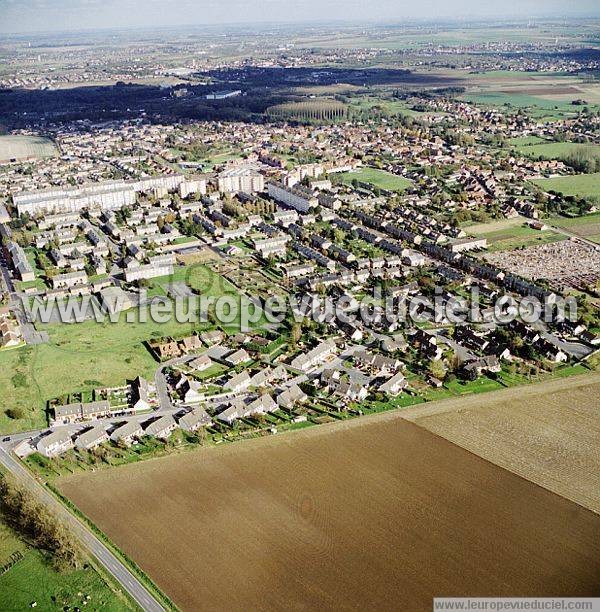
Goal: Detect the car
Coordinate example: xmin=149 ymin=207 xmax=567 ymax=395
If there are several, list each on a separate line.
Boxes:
xmin=2 ymin=436 xmax=10 ymax=442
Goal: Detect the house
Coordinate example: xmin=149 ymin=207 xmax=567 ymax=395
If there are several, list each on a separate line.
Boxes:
xmin=378 ymin=372 xmax=408 ymax=395
xmin=462 ymin=355 xmax=501 ymax=377
xmin=200 ymin=330 xmax=225 ymax=345
xmin=144 ymin=415 xmax=178 ymax=440
xmin=581 ymin=330 xmax=600 ymax=346
xmin=178 ymin=407 xmax=212 ymax=432
xmin=226 ymin=370 xmax=252 ymax=393
xmin=131 ymin=376 xmax=154 ymax=412
xmin=276 ymin=384 xmax=308 ymax=410
xmin=37 ymin=430 xmax=74 ymax=457
xmin=98 ymin=286 xmax=133 ymax=315
xmin=290 ymin=340 xmax=336 ymax=372
xmin=354 ymin=350 xmax=400 ymax=375
xmin=154 ymin=340 xmax=182 ymax=361
xmin=217 ymin=393 xmax=276 ymax=424
xmin=110 ymin=421 xmax=144 ymax=446
xmin=180 ymin=335 xmax=203 ymax=354
xmin=177 ymin=377 xmax=205 ymax=404
xmin=0 ymin=318 xmax=22 ymax=347
xmin=330 ymin=379 xmax=368 ymax=402
xmin=74 ymin=400 xmax=107 ymax=421
xmin=75 ymin=426 xmax=109 ymax=450
xmin=51 ymin=271 xmax=88 ymax=290
xmin=52 ymin=402 xmax=81 ymax=425
xmin=225 ymin=348 xmax=251 ymax=366
xmin=450 ymin=237 xmax=487 ymax=253
xmin=189 ymin=354 xmax=212 ymax=372
xmin=380 ymin=335 xmax=408 ymax=353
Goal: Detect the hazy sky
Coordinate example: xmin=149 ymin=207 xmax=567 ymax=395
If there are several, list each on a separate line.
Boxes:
xmin=0 ymin=0 xmax=599 ymax=34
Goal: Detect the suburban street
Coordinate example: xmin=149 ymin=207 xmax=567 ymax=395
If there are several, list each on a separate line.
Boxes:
xmin=0 ymin=444 xmax=166 ymax=612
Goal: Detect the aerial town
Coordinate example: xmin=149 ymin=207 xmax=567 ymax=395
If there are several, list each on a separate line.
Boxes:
xmin=0 ymin=11 xmax=599 ymax=612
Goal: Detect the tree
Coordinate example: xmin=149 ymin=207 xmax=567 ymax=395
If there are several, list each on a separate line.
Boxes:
xmin=428 ymin=359 xmax=447 ymax=380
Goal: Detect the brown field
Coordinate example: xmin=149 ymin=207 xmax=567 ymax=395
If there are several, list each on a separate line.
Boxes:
xmin=59 ymin=379 xmax=600 ymax=612
xmin=401 ymin=372 xmax=600 ymax=515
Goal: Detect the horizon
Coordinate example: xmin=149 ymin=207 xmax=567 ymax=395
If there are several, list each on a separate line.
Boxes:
xmin=1 ymin=0 xmax=600 ymax=35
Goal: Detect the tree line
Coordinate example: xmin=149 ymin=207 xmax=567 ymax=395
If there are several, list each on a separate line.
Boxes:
xmin=0 ymin=476 xmax=83 ymax=572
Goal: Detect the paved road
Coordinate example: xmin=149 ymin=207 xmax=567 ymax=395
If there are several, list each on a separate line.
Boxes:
xmin=0 ymin=445 xmax=165 ymax=612
xmin=0 ymin=254 xmax=49 ymax=344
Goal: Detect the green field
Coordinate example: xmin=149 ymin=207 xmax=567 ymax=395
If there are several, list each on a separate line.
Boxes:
xmin=531 ymin=173 xmax=600 ymax=200
xmin=468 ymin=220 xmax=565 ymax=251
xmin=548 ymin=211 xmax=600 ymax=244
xmin=508 ymin=136 xmax=548 ymax=146
xmin=462 ymin=92 xmax=581 ymax=111
xmin=0 ymin=135 xmax=57 ymax=162
xmin=0 ymin=264 xmax=256 ymax=434
xmin=0 ymin=521 xmax=133 ymax=611
xmin=336 ymin=167 xmax=412 ymax=192
xmin=514 ymin=141 xmax=600 ymax=161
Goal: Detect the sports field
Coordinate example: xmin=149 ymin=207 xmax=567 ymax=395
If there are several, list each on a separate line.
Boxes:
xmin=59 ymin=375 xmax=600 ymax=611
xmin=0 ymin=135 xmax=57 ymax=162
xmin=532 ymin=173 xmax=600 ymax=200
xmin=337 ymin=167 xmax=412 ymax=191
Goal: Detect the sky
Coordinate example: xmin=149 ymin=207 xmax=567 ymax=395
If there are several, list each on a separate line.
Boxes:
xmin=0 ymin=0 xmax=599 ymax=34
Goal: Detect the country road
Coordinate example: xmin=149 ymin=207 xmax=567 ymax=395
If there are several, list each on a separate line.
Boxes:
xmin=0 ymin=446 xmax=165 ymax=612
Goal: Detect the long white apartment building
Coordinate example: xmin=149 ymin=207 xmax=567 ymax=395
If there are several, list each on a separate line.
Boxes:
xmin=13 ymin=174 xmax=204 ymax=217
xmin=267 ymin=182 xmax=318 ymax=213
xmin=217 ymin=167 xmax=265 ymax=194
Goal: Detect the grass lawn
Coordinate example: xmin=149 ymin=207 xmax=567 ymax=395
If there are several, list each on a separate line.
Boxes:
xmin=337 ymin=167 xmax=412 ymax=192
xmin=0 ymin=521 xmax=133 ymax=611
xmin=0 ymin=264 xmax=261 ymax=434
xmin=531 ymin=173 xmax=600 ymax=200
xmin=508 ymin=136 xmax=548 ymax=146
xmin=0 ymin=312 xmax=210 ymax=434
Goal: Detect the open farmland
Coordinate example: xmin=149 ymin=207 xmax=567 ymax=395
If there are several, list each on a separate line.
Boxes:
xmin=0 ymin=135 xmax=57 ymax=162
xmin=549 ymin=211 xmax=600 ymax=244
xmin=59 ymin=387 xmax=600 ymax=612
xmin=401 ymin=372 xmax=600 ymax=515
xmin=513 ymin=141 xmax=600 ymax=162
xmin=336 ymin=166 xmax=412 ymax=191
xmin=532 ymin=173 xmax=600 ymax=200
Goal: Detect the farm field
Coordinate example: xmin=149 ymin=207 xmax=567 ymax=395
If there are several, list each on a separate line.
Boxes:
xmin=532 ymin=173 xmax=600 ymax=200
xmin=0 ymin=521 xmax=133 ymax=611
xmin=513 ymin=141 xmax=600 ymax=161
xmin=59 ymin=383 xmax=600 ymax=611
xmin=401 ymin=372 xmax=600 ymax=515
xmin=336 ymin=167 xmax=412 ymax=191
xmin=0 ymin=135 xmax=57 ymax=162
xmin=548 ymin=211 xmax=600 ymax=243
